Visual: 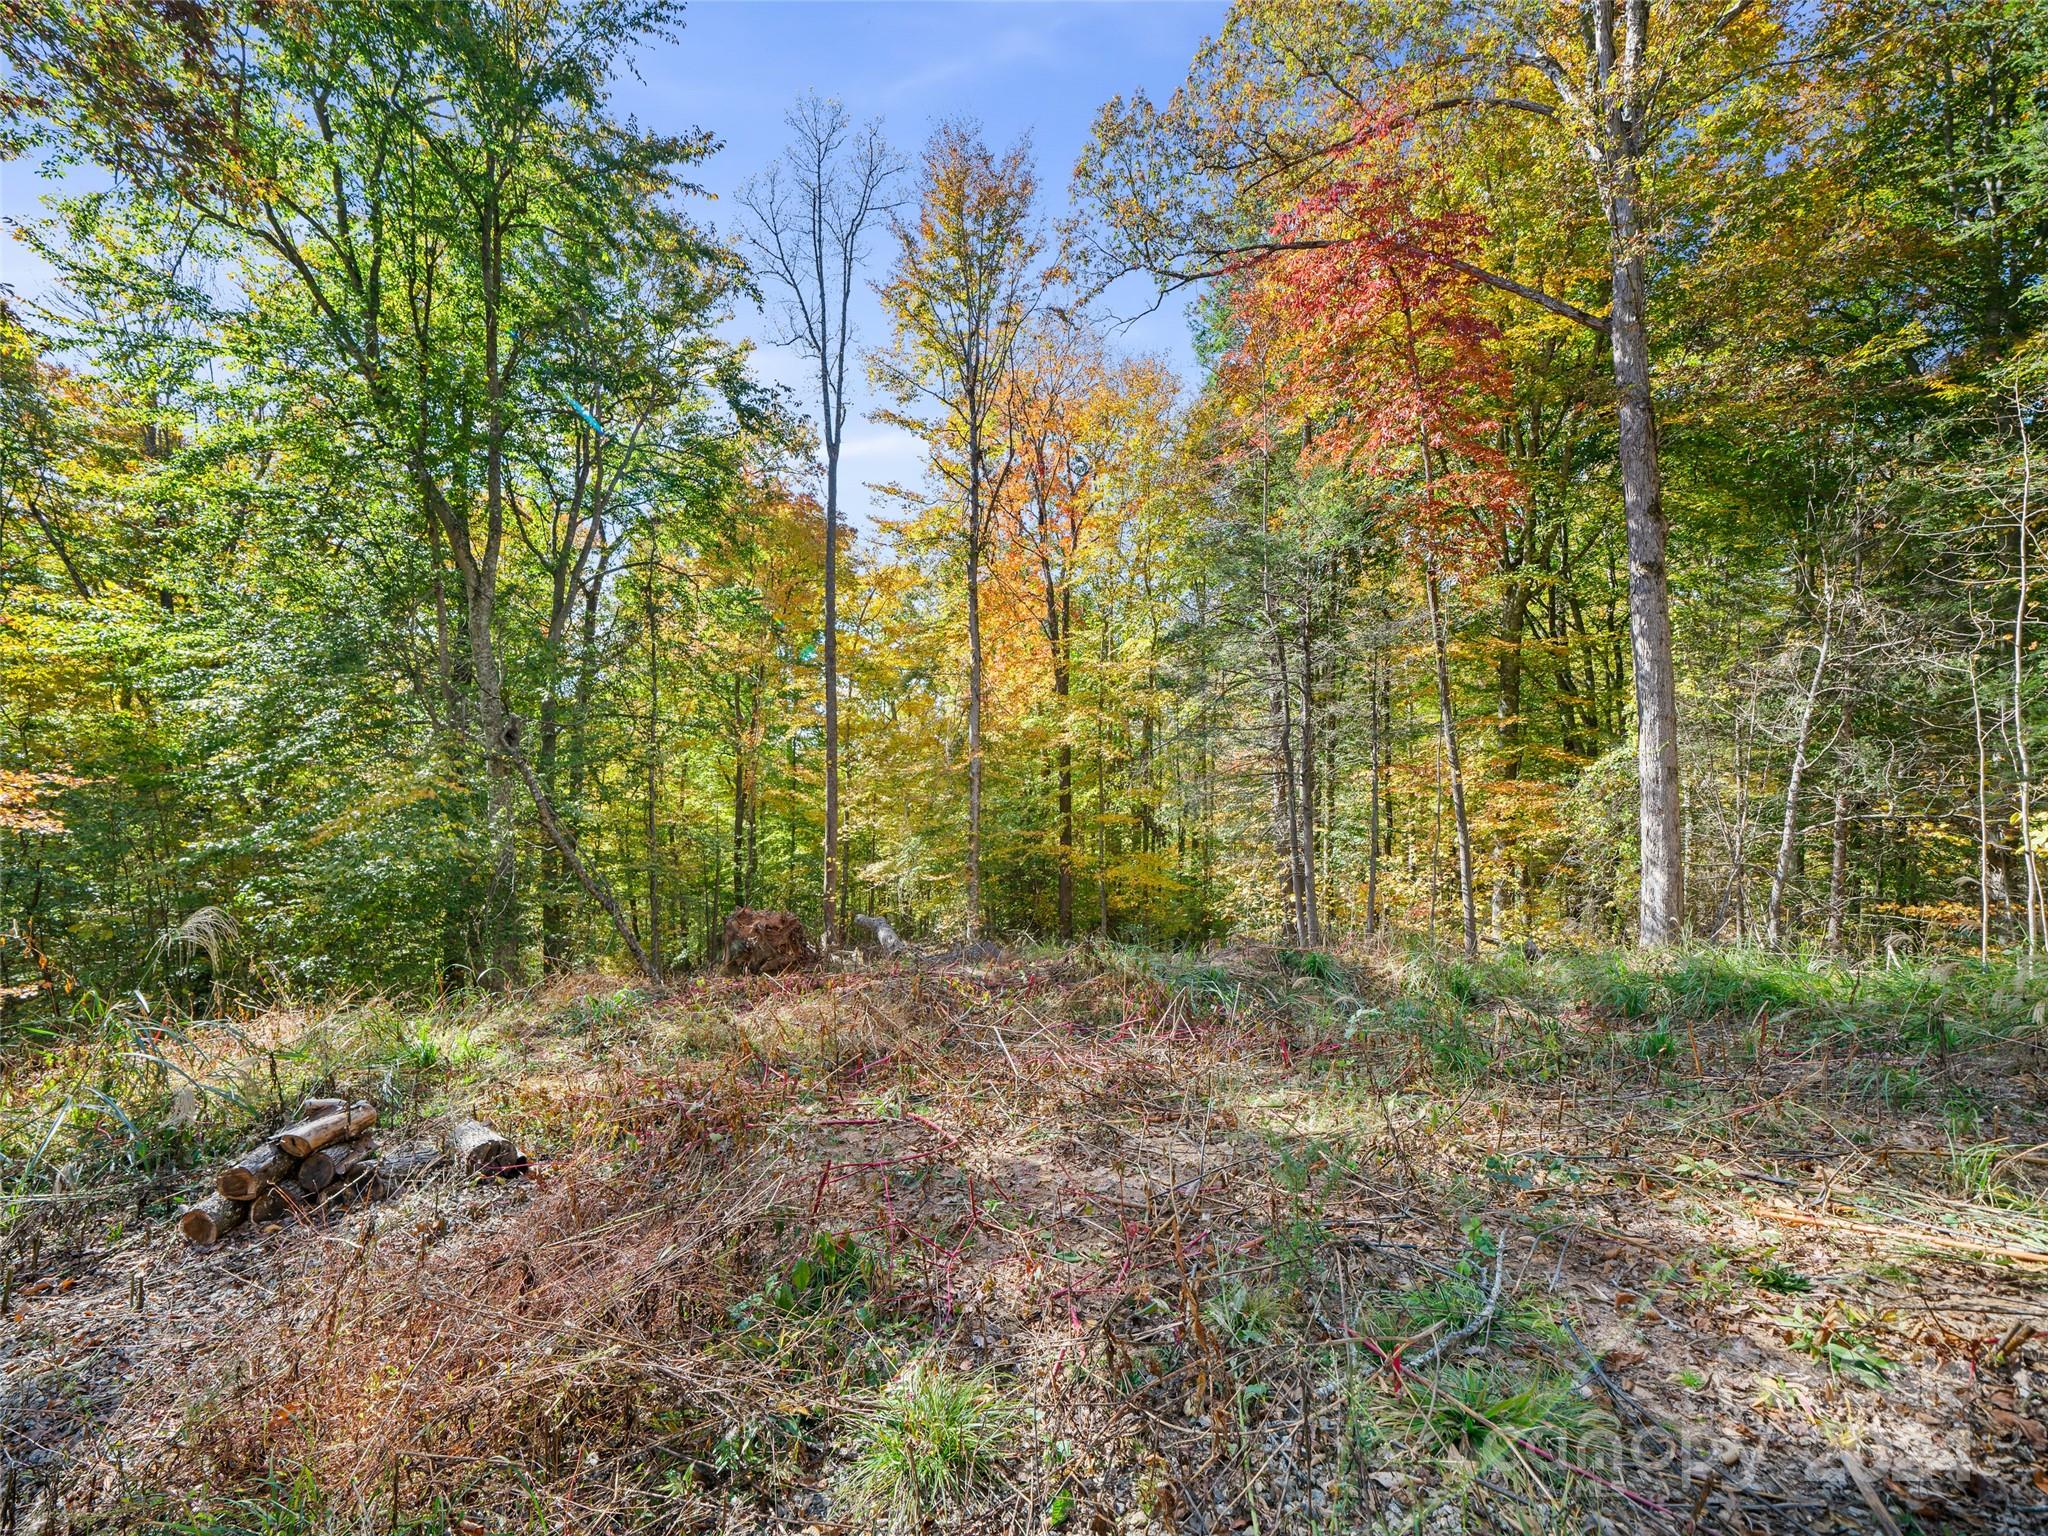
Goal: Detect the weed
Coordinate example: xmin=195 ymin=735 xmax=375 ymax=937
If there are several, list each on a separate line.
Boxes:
xmin=1349 ymin=1360 xmax=1619 ymax=1498
xmin=1665 ymin=950 xmax=1807 ymax=1019
xmin=1574 ymin=953 xmax=1659 ymax=1020
xmin=1777 ymin=1305 xmax=1894 ymax=1388
xmin=1441 ymin=961 xmax=1486 ymax=1005
xmin=554 ymin=987 xmax=644 ymax=1036
xmin=1855 ymin=1064 xmax=1924 ymax=1110
xmin=1748 ymin=1259 xmax=1813 ymax=1295
xmin=1423 ymin=1013 xmax=1490 ymax=1079
xmin=1632 ymin=1019 xmax=1677 ymax=1061
xmin=843 ymin=1358 xmax=1020 ymax=1527
xmin=1203 ymin=1277 xmax=1293 ymax=1348
xmin=729 ymin=1230 xmax=889 ymax=1358
xmin=1280 ymin=948 xmax=1342 ymax=984
xmin=710 ymin=1413 xmax=801 ymax=1486
xmin=1753 ymin=1375 xmax=1801 ymax=1412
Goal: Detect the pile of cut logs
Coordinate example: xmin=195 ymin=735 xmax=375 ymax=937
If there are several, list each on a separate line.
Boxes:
xmin=177 ymin=1099 xmax=523 ymax=1245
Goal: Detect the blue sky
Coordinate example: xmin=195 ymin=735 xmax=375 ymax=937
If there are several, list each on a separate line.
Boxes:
xmin=642 ymin=1 xmax=1226 ymax=526
xmin=1 ymin=0 xmax=1226 ymax=532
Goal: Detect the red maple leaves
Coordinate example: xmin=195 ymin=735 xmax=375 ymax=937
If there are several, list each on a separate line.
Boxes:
xmin=1225 ymin=102 xmax=1520 ymax=568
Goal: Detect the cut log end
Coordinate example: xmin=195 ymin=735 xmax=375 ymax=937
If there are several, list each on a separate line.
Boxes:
xmin=179 ymin=1192 xmax=249 ymax=1245
xmin=299 ymin=1135 xmax=372 ymax=1193
xmin=217 ymin=1140 xmax=301 ymax=1201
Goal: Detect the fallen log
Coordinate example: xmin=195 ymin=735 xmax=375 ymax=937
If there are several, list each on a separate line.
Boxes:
xmin=445 ymin=1118 xmax=523 ymax=1177
xmin=328 ymin=1160 xmax=381 ymax=1209
xmin=295 ymin=1095 xmax=344 ymax=1120
xmin=299 ymin=1136 xmax=371 ymax=1193
xmin=217 ymin=1140 xmax=301 ymax=1201
xmin=179 ymin=1192 xmax=249 ymax=1245
xmin=277 ymin=1101 xmax=378 ymax=1158
xmin=377 ymin=1145 xmax=446 ymax=1186
xmin=249 ymin=1184 xmax=299 ymax=1223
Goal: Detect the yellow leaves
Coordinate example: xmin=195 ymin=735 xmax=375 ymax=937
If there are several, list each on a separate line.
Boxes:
xmin=0 ymin=769 xmax=81 ymax=835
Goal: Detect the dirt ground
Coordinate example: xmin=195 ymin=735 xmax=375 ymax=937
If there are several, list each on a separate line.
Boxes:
xmin=4 ymin=944 xmax=2046 ymax=1534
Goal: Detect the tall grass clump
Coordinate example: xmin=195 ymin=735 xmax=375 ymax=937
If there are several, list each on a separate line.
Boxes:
xmin=843 ymin=1358 xmax=1020 ymax=1528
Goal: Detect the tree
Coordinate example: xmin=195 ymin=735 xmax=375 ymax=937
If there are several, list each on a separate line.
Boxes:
xmin=873 ymin=123 xmax=1042 ymax=941
xmin=4 ymin=0 xmax=732 ymax=983
xmin=737 ymin=93 xmax=901 ymax=948
xmin=1072 ymin=0 xmax=1808 ymax=945
xmin=1228 ymin=106 xmax=1519 ymax=955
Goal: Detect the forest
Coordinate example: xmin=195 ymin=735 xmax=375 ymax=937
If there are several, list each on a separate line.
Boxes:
xmin=0 ymin=0 xmax=2039 ymax=998
xmin=2 ymin=3 xmax=2046 ymax=1534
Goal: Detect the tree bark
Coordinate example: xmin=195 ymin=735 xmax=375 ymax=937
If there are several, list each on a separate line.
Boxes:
xmin=446 ymin=1118 xmax=522 ymax=1177
xmin=1766 ymin=625 xmax=1832 ymax=947
xmin=965 ymin=479 xmax=985 ymax=942
xmin=1826 ymin=788 xmax=1850 ymax=952
xmin=299 ymin=1136 xmax=371 ymax=1193
xmin=277 ymin=1102 xmax=377 ymax=1159
xmin=1599 ymin=3 xmax=1685 ymax=947
xmin=644 ymin=519 xmax=663 ymax=975
xmin=179 ymin=1192 xmax=248 ymax=1245
xmin=1425 ymin=567 xmax=1479 ymax=958
xmin=218 ymin=1141 xmax=300 ymax=1201
xmin=1297 ymin=611 xmax=1322 ymax=945
xmin=1366 ymin=647 xmax=1383 ymax=935
xmin=823 ymin=443 xmax=841 ymax=949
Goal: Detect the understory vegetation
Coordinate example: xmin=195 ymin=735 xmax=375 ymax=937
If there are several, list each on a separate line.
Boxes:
xmin=4 ymin=942 xmax=2045 ymax=1532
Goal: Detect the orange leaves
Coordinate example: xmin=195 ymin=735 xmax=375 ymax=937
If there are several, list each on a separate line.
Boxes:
xmin=0 ymin=769 xmax=81 ymax=835
xmin=1223 ymin=102 xmax=1522 ymax=570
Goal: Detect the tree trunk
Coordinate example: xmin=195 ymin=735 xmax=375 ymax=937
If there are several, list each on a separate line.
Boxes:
xmin=1766 ymin=627 xmax=1832 ymax=947
xmin=1972 ymin=651 xmax=1992 ymax=961
xmin=1586 ymin=4 xmax=1683 ymax=945
xmin=1607 ymin=182 xmax=1684 ymax=946
xmin=823 ymin=445 xmax=841 ymax=950
xmin=966 ymin=486 xmax=985 ymax=942
xmin=1366 ymin=648 xmax=1383 ymax=935
xmin=1270 ymin=598 xmax=1306 ymax=943
xmin=1055 ymin=662 xmax=1074 ymax=942
xmin=2013 ymin=412 xmax=2041 ymax=954
xmin=1497 ymin=574 xmax=1529 ymax=779
xmin=1297 ymin=613 xmax=1322 ymax=945
xmin=1425 ymin=567 xmax=1479 ymax=958
xmin=644 ymin=519 xmax=664 ymax=975
xmin=1825 ymin=788 xmax=1850 ymax=952
xmin=465 ymin=577 xmax=522 ymax=985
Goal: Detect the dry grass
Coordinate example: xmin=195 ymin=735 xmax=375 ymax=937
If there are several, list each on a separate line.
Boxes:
xmin=4 ymin=943 xmax=2047 ymax=1534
